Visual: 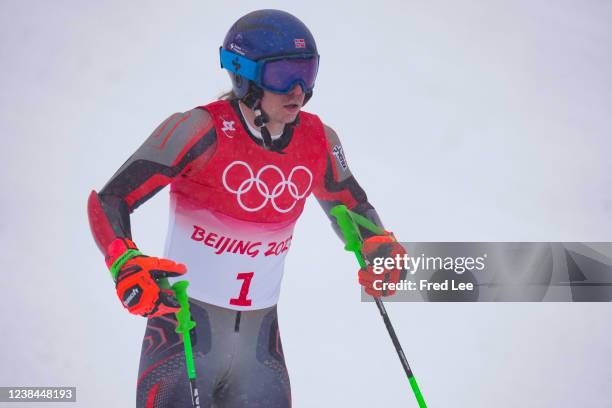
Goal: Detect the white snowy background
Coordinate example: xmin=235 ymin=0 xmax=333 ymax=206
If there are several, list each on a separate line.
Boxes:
xmin=1 ymin=0 xmax=611 ymax=407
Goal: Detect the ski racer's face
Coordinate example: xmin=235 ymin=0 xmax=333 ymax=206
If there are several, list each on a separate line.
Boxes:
xmin=261 ymin=84 xmax=305 ymax=127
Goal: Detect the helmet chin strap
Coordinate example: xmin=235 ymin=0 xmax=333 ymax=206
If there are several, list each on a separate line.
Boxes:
xmin=240 ymin=81 xmax=302 ymax=150
xmin=253 ymin=104 xmax=273 ymax=148
xmin=240 ymin=83 xmax=273 ymax=149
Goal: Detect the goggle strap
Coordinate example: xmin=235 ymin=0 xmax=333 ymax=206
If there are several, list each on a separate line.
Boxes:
xmin=219 ymin=48 xmax=258 ymax=81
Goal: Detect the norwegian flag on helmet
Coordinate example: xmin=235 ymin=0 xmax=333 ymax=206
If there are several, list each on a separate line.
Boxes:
xmin=294 ymin=38 xmax=306 ymax=48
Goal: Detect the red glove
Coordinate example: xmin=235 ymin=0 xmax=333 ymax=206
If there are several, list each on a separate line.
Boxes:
xmin=106 ymin=238 xmax=187 ymax=317
xmin=358 ymin=235 xmax=406 ymax=297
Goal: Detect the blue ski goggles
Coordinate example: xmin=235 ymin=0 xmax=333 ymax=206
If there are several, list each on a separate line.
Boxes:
xmin=220 ymin=47 xmax=319 ymax=94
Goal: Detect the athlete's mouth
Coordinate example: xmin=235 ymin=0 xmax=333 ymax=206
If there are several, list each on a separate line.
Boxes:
xmin=284 ymin=103 xmax=300 ymax=110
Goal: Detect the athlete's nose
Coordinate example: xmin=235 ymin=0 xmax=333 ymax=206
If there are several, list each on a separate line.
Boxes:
xmin=287 ymin=84 xmax=304 ymax=97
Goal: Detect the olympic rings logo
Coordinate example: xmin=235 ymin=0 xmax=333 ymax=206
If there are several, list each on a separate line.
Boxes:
xmin=222 ymin=161 xmax=313 ymax=213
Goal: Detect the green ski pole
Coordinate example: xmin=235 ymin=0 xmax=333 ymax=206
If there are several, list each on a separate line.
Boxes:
xmin=330 ymin=205 xmax=428 ymax=408
xmin=171 ymin=280 xmax=201 ymax=408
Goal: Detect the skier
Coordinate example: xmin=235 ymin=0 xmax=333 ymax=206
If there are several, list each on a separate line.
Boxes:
xmin=87 ymin=9 xmax=405 ymax=408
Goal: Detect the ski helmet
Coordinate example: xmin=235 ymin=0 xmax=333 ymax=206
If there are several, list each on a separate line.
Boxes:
xmin=220 ymin=9 xmax=319 ymax=108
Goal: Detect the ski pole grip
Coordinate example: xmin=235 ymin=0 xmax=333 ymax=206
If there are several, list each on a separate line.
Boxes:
xmin=172 ymin=280 xmax=197 ymax=380
xmin=172 ymin=281 xmax=196 ymax=334
xmin=330 ymin=205 xmax=362 ymax=252
xmin=348 ymin=210 xmax=387 ymax=237
xmin=330 ymin=205 xmax=367 ymax=269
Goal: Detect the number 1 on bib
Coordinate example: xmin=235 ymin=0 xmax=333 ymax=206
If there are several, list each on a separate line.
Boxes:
xmin=230 ymin=272 xmax=254 ymax=306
